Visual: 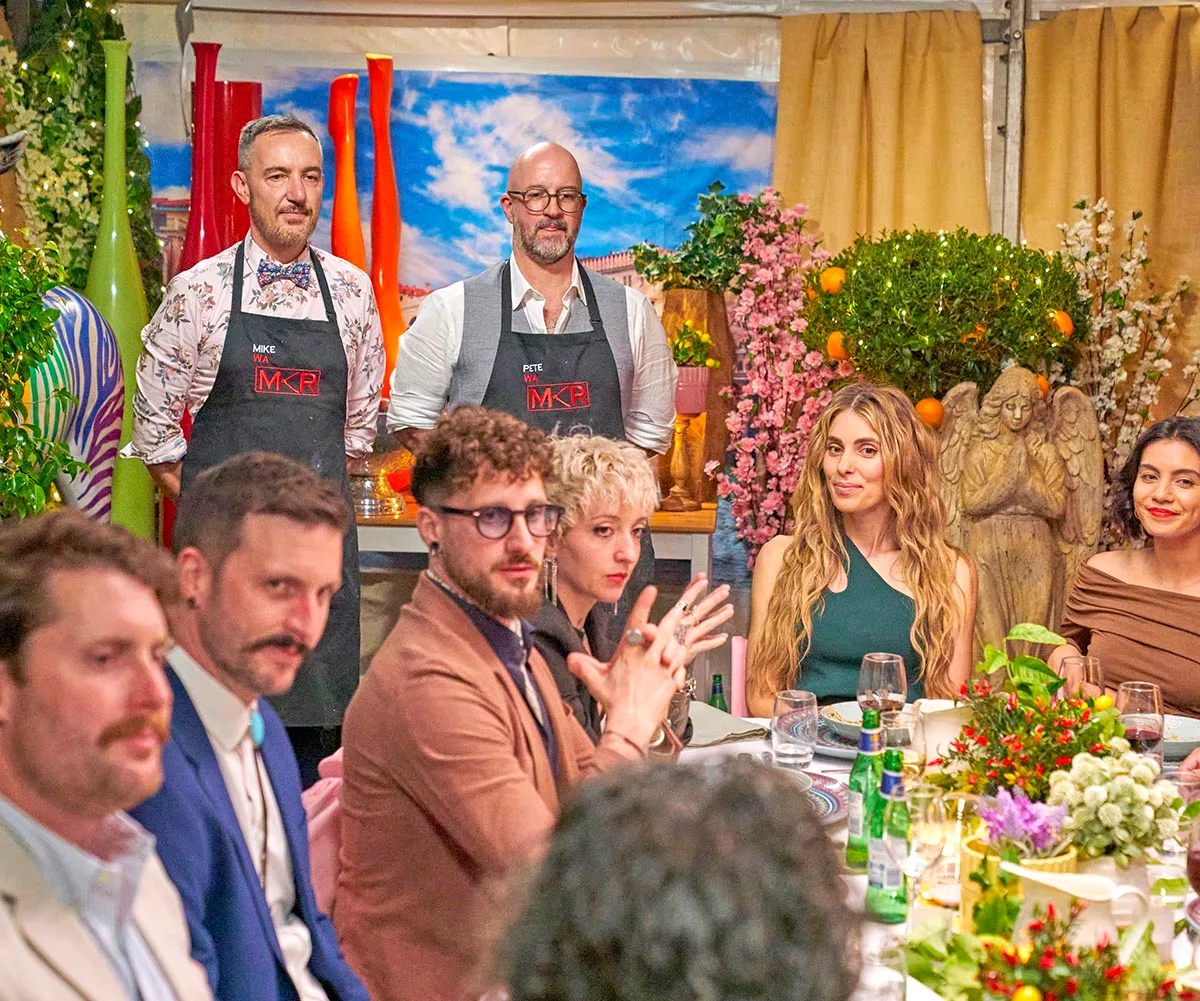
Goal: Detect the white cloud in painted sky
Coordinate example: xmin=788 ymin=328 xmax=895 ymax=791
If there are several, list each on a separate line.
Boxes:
xmin=680 ymin=127 xmax=775 ymax=174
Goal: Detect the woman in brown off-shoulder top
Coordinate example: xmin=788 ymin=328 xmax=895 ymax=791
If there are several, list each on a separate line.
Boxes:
xmin=1049 ymin=417 xmax=1200 ymax=718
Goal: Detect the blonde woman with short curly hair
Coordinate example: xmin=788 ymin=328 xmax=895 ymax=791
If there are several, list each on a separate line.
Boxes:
xmin=536 ymin=435 xmax=732 ymax=740
xmin=746 ymin=383 xmax=976 ymax=717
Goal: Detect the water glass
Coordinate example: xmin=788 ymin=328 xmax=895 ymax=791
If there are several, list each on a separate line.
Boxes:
xmin=882 ymin=711 xmax=927 ymax=783
xmin=850 ymin=941 xmax=906 ymax=1001
xmin=1116 ymin=681 xmax=1164 ymax=763
xmin=923 ymin=791 xmax=980 ymax=908
xmin=771 ymin=690 xmax=818 ymax=771
xmin=1059 ymin=654 xmax=1103 ymax=700
xmin=857 ymin=653 xmax=907 ymax=715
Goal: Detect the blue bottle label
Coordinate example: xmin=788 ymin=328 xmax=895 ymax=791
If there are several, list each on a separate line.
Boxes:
xmin=858 ymin=727 xmax=882 ymax=754
xmin=880 ymin=770 xmax=903 ymax=798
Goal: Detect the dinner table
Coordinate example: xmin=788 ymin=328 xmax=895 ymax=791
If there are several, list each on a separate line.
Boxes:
xmin=678 ymin=702 xmax=1200 ymax=999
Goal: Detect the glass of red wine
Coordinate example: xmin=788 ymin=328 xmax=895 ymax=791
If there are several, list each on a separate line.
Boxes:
xmin=857 ymin=652 xmax=907 ymax=717
xmin=1117 ymin=681 xmax=1164 ymax=763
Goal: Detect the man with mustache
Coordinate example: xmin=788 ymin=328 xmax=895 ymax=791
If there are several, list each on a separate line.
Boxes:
xmin=124 ymin=114 xmax=385 ymax=786
xmin=0 ymin=509 xmax=213 ymax=1001
xmin=336 ymin=407 xmax=701 ymax=1001
xmin=130 ymin=452 xmax=369 ymax=1001
xmin=388 ymin=140 xmax=675 ymax=454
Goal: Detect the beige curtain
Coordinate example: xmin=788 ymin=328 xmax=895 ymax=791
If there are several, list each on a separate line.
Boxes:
xmin=772 ymin=11 xmax=989 ymax=254
xmin=1022 ymin=6 xmax=1200 ymax=411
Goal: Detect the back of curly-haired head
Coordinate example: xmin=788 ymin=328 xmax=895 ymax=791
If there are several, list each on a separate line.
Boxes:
xmin=749 ymin=381 xmax=964 ymax=702
xmin=1113 ymin=417 xmax=1200 ymax=540
xmin=412 ymin=407 xmax=554 ymax=506
xmin=173 ymin=451 xmax=350 ymax=570
xmin=499 ymin=760 xmax=860 ymax=1001
xmin=0 ymin=509 xmax=177 ymax=677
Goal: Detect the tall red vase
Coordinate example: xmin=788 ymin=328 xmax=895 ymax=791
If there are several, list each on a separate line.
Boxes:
xmin=169 ymin=41 xmax=223 ymax=547
xmin=366 ymin=53 xmax=405 ymax=398
xmin=179 ymin=42 xmax=223 ymax=273
xmin=212 ymin=80 xmax=262 ymax=247
xmin=328 ymin=74 xmax=367 ymax=271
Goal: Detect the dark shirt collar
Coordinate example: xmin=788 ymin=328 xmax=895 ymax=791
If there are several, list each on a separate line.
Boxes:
xmin=425 ymin=570 xmax=535 ymax=672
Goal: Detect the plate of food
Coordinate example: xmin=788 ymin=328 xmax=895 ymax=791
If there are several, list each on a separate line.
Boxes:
xmin=1163 ymin=714 xmax=1200 ymax=761
xmin=816 ymin=718 xmax=860 ymax=760
xmin=819 ymin=700 xmax=914 ymax=741
xmin=807 ymin=773 xmax=849 ymax=826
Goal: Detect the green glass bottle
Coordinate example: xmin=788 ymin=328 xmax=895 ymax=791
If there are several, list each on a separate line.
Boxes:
xmin=845 ymin=707 xmax=883 ymax=872
xmin=708 ymin=674 xmax=729 ymax=712
xmin=866 ymin=748 xmax=908 ymax=924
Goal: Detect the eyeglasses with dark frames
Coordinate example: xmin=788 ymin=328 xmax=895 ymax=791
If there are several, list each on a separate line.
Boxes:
xmin=434 ymin=503 xmax=564 ymax=540
xmin=506 ymin=187 xmax=587 ymax=214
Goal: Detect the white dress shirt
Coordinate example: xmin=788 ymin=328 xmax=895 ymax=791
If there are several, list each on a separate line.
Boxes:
xmin=386 ymin=255 xmax=677 ymax=453
xmin=169 ymin=647 xmax=330 ymax=1001
xmin=0 ymin=797 xmax=178 ymax=1001
xmin=123 ymin=235 xmax=385 ymax=465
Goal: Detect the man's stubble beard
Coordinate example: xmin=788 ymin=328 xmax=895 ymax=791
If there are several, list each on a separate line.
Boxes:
xmin=440 ymin=546 xmax=544 ymax=621
xmin=515 ymin=217 xmax=575 ymax=267
xmin=249 ymin=198 xmax=317 ymax=256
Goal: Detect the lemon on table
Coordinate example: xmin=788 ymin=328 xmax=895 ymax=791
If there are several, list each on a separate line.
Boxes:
xmin=1093 ymin=694 xmax=1114 ymax=711
xmin=1012 ymin=986 xmax=1042 ymax=1001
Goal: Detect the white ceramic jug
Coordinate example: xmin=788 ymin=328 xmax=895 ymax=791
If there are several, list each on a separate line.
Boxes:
xmin=999 ymin=861 xmax=1150 ymax=948
xmin=911 ymin=698 xmax=972 ymax=771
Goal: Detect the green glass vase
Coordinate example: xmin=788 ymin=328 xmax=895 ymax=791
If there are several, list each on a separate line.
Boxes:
xmin=85 ymin=39 xmax=154 ymax=539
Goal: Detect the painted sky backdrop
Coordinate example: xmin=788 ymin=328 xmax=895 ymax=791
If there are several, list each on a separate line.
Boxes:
xmin=139 ymin=65 xmax=778 ymax=288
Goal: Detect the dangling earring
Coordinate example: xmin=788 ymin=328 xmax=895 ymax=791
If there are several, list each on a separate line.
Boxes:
xmin=543 ymin=556 xmax=558 ymax=605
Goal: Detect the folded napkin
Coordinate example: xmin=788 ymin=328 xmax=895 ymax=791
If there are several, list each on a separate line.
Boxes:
xmin=686 ymin=700 xmax=769 ymax=748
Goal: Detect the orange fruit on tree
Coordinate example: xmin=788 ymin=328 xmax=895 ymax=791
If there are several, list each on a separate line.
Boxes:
xmin=915 ymin=397 xmax=944 ymax=429
xmin=825 ymin=331 xmax=849 ymax=361
xmin=1050 ymin=309 xmax=1074 ymax=337
xmin=819 ymin=266 xmax=846 ymax=295
xmin=1036 ymin=374 xmax=1050 ymax=398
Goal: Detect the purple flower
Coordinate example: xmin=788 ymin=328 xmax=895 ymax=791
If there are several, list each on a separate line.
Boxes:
xmin=978 ymin=789 xmax=1067 ymax=858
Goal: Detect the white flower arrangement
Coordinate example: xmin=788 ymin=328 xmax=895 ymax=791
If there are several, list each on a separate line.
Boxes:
xmin=1060 ymin=199 xmax=1194 ymax=543
xmin=1045 ymin=737 xmax=1181 ymax=866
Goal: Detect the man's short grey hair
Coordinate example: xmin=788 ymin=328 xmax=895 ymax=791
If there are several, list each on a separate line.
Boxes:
xmin=237 ymin=114 xmax=322 ymax=172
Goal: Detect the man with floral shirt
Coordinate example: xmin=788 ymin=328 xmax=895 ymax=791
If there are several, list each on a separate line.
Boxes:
xmin=124 ymin=114 xmax=384 ymax=783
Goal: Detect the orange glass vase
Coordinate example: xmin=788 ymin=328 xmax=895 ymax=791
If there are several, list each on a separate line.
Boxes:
xmin=328 ymin=74 xmax=367 ymax=271
xmin=366 ymin=53 xmax=405 ymax=397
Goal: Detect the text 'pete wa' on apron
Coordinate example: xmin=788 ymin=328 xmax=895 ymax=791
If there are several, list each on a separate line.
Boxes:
xmin=181 ymin=243 xmax=361 ymax=728
xmin=480 ymin=260 xmax=626 ymax=441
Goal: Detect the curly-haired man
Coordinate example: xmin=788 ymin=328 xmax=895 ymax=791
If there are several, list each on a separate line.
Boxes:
xmin=501 ymin=760 xmax=860 ymax=1001
xmin=335 ymin=406 xmax=705 ymax=1001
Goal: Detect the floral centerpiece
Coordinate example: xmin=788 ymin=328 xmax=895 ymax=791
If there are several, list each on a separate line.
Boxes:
xmin=934 ymin=625 xmax=1123 ymax=802
xmin=1046 ymin=739 xmax=1182 ymax=867
xmin=907 ymin=904 xmax=1197 ymax=1001
xmin=979 ymin=790 xmax=1069 ymax=860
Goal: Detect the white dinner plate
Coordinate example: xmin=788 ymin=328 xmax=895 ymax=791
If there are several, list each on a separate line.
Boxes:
xmin=820 ymin=700 xmax=915 ymax=741
xmin=1163 ymin=714 xmax=1200 ymax=761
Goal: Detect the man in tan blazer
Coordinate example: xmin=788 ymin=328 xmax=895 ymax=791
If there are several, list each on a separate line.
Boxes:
xmin=336 ymin=406 xmax=704 ymax=1001
xmin=0 ymin=510 xmax=213 ymax=1001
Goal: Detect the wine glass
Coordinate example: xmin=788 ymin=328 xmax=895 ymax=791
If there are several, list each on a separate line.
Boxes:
xmin=771 ymin=690 xmax=818 ymax=771
xmin=1116 ymin=681 xmax=1164 ymax=763
xmin=922 ymin=792 xmax=980 ymax=909
xmin=1059 ymin=655 xmax=1103 ymax=700
xmin=882 ymin=711 xmax=927 ymax=784
xmin=858 ymin=653 xmax=907 ymax=715
xmin=884 ymin=783 xmax=947 ymax=932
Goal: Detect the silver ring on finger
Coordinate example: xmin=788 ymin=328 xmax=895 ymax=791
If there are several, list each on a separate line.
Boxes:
xmin=624 ymin=627 xmax=647 ymax=648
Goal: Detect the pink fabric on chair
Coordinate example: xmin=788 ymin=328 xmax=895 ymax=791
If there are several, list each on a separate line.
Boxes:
xmin=302 ymin=747 xmax=344 ymax=914
xmin=729 ymin=636 xmax=748 ymax=717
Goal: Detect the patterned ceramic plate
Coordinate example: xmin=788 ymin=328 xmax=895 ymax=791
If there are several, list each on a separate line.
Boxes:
xmin=820 ymin=700 xmax=916 ymax=741
xmin=807 ymin=772 xmax=850 ymax=826
xmin=1164 ymin=714 xmax=1200 ymax=761
xmin=816 ymin=718 xmax=860 ymax=760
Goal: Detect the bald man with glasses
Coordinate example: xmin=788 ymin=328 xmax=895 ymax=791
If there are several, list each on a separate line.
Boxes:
xmin=386 ymin=142 xmax=676 ymax=456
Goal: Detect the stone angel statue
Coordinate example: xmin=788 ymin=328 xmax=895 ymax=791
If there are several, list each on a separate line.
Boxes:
xmin=940 ymin=366 xmax=1103 ymax=659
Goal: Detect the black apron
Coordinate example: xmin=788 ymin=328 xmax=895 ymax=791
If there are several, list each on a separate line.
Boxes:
xmin=181 ymin=243 xmax=360 ymax=727
xmin=480 ymin=260 xmax=625 ymax=440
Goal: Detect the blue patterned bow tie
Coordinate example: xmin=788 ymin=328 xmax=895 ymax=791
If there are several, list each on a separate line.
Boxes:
xmin=257 ymin=258 xmax=313 ymax=291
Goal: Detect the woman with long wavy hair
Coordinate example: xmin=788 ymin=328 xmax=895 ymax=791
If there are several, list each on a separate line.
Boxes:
xmin=746 ymin=383 xmax=977 ymax=716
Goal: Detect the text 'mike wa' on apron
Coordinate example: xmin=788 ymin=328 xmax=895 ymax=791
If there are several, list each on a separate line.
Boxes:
xmin=479 ymin=260 xmax=625 ymax=440
xmin=181 ymin=242 xmax=361 ymax=727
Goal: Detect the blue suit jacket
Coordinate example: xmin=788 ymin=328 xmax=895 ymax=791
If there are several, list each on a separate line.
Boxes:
xmin=131 ymin=667 xmax=369 ymax=1001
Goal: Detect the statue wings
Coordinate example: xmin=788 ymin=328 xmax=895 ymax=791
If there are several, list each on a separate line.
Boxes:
xmin=938 ymin=382 xmax=980 ymax=554
xmin=1049 ymin=385 xmax=1104 ymax=588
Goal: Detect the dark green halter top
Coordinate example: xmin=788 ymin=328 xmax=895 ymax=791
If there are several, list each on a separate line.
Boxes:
xmin=796 ymin=536 xmax=923 ymax=704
